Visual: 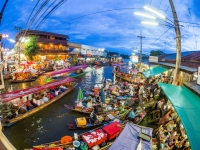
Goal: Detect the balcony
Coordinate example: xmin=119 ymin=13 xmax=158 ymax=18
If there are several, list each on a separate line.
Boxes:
xmin=40 ymin=50 xmax=69 ymax=54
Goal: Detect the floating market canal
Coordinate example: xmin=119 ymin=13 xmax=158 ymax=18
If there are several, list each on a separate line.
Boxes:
xmin=2 ymin=66 xmax=114 ymax=149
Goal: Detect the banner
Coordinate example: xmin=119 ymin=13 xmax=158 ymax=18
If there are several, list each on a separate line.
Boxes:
xmin=197 ymin=66 xmax=200 ymax=85
xmin=149 ymin=56 xmax=158 ymax=63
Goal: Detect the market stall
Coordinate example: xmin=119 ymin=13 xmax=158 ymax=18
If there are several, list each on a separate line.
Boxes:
xmin=158 ymin=82 xmax=199 ymax=150
xmin=143 ymin=66 xmax=169 ymax=78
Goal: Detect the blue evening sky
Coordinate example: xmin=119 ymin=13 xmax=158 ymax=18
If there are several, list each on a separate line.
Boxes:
xmin=1 ymin=0 xmax=200 ymax=54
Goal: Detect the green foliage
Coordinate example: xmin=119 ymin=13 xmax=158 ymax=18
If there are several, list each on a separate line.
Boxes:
xmin=24 ymin=36 xmax=40 ymax=60
xmin=150 ymin=50 xmax=164 ymax=56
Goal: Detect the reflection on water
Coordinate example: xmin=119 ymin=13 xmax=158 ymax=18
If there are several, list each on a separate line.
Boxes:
xmin=2 ymin=66 xmax=113 ymax=150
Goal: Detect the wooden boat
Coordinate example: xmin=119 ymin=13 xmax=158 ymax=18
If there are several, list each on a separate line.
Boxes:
xmin=46 ymin=65 xmax=88 ymax=76
xmin=1 ymin=77 xmax=77 ymax=127
xmin=9 ymin=69 xmax=38 ymax=83
xmin=9 ymin=78 xmax=37 ymax=83
xmin=115 ymin=74 xmax=134 ymax=83
xmin=69 ymin=71 xmax=87 ymax=78
xmin=31 ymin=121 xmax=125 ymax=149
xmin=67 ymin=108 xmax=131 ymax=130
xmin=64 ymin=96 xmax=136 ymax=115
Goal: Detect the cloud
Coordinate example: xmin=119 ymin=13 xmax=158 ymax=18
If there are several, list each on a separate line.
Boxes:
xmin=1 ymin=0 xmax=200 ymax=55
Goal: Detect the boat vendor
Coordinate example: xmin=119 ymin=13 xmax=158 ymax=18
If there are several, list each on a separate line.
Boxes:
xmin=87 ymin=99 xmax=93 ymax=110
xmin=90 ymin=111 xmax=98 ymax=124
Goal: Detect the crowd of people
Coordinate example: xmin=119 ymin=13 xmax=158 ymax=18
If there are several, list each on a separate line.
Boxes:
xmin=0 ymin=84 xmax=69 ymax=123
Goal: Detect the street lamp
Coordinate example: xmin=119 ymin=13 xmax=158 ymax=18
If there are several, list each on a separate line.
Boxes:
xmin=134 ymin=1 xmax=181 ymax=85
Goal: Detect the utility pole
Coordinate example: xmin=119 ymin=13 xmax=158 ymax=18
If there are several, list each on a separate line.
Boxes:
xmin=137 ymin=30 xmax=145 ymax=64
xmin=169 ymin=0 xmax=181 ymax=85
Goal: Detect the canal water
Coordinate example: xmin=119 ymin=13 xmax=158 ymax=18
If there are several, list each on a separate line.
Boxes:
xmin=2 ymin=59 xmax=152 ymax=150
xmin=2 ymin=66 xmax=114 ymax=149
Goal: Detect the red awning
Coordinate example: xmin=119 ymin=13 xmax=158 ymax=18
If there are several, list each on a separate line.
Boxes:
xmin=0 ymin=77 xmax=76 ymax=103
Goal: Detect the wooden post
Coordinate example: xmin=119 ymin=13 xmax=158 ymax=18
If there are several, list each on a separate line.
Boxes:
xmin=169 ymin=0 xmax=181 ymax=85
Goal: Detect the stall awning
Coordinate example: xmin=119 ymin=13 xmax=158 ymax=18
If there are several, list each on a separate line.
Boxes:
xmin=158 ymin=82 xmax=200 ymax=150
xmin=109 ymin=122 xmax=152 ymax=150
xmin=143 ymin=66 xmax=169 ymax=78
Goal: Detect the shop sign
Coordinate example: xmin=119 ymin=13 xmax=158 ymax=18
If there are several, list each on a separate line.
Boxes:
xmin=197 ymin=66 xmax=200 ymax=85
xmin=149 ymin=56 xmax=158 ymax=63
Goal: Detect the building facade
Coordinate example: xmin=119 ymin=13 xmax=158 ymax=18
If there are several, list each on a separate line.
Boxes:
xmin=15 ymin=30 xmax=107 ymax=61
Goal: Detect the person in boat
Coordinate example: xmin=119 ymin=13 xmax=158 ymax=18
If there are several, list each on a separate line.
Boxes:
xmin=114 ymin=100 xmax=121 ymax=110
xmin=17 ymin=97 xmax=27 ymax=114
xmin=95 ymin=95 xmax=101 ymax=103
xmin=87 ymin=99 xmax=93 ymax=110
xmin=60 ymin=85 xmax=67 ymax=92
xmin=90 ymin=111 xmax=98 ymax=124
xmin=47 ymin=91 xmax=54 ymax=99
xmin=55 ymin=87 xmax=61 ymax=96
xmin=30 ymin=95 xmax=38 ymax=108
xmin=42 ymin=94 xmax=49 ymax=103
xmin=25 ymin=97 xmax=34 ymax=110
xmin=36 ymin=94 xmax=45 ymax=106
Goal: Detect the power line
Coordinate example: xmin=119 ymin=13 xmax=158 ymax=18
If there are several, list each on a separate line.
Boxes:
xmin=146 ymin=26 xmax=172 ymax=48
xmin=33 ymin=0 xmax=58 ymax=28
xmin=25 ymin=0 xmax=41 ymax=28
xmin=35 ymin=0 xmax=68 ymax=29
xmin=27 ymin=0 xmax=51 ymax=29
xmin=179 ymin=21 xmax=200 ymax=26
xmin=63 ymin=7 xmax=142 ymax=23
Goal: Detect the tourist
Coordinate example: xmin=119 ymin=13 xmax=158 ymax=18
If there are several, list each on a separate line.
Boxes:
xmin=17 ymin=97 xmax=27 ymax=114
xmin=42 ymin=94 xmax=49 ymax=103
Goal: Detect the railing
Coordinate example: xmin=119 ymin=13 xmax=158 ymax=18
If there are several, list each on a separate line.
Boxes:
xmin=40 ymin=50 xmax=69 ymax=54
xmin=0 ymin=122 xmax=16 ymax=150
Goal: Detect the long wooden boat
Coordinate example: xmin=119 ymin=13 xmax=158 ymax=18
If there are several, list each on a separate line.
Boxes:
xmin=31 ymin=121 xmax=125 ymax=149
xmin=67 ymin=108 xmax=131 ymax=130
xmin=69 ymin=71 xmax=87 ymax=78
xmin=64 ymin=96 xmax=136 ymax=115
xmin=116 ymin=74 xmax=134 ymax=83
xmin=9 ymin=78 xmax=36 ymax=83
xmin=1 ymin=77 xmax=77 ymax=127
xmin=46 ymin=65 xmax=88 ymax=76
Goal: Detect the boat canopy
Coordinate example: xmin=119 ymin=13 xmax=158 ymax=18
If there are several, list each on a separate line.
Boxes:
xmin=0 ymin=77 xmax=76 ymax=103
xmin=158 ymin=82 xmax=200 ymax=150
xmin=109 ymin=122 xmax=152 ymax=150
xmin=46 ymin=65 xmax=88 ymax=76
xmin=143 ymin=66 xmax=169 ymax=78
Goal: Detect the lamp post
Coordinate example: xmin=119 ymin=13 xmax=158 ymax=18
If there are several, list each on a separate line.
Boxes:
xmin=134 ymin=1 xmax=181 ymax=85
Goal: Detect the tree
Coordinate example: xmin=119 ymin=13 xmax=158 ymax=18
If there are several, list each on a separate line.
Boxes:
xmin=24 ymin=36 xmax=40 ymax=60
xmin=150 ymin=50 xmax=164 ymax=56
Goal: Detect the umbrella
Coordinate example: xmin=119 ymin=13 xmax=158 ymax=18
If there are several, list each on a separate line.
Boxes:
xmin=100 ymin=88 xmax=105 ymax=102
xmin=77 ymin=87 xmax=84 ymax=101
